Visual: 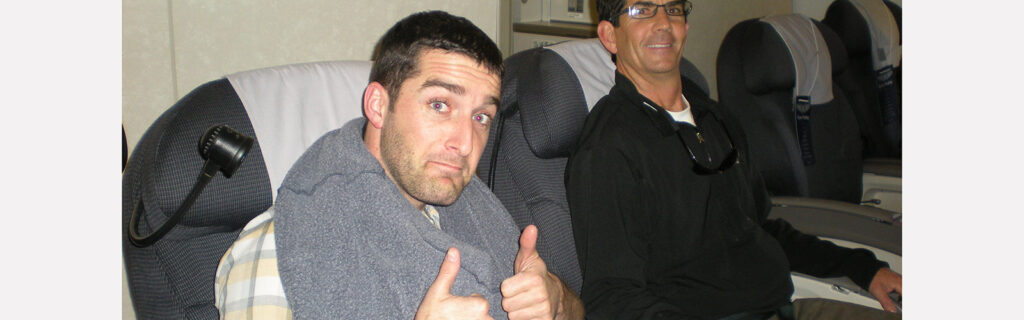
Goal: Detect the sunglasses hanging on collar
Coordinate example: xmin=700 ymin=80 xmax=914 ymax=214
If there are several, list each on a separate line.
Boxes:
xmin=642 ymin=100 xmax=739 ymax=175
xmin=674 ymin=116 xmax=738 ymax=175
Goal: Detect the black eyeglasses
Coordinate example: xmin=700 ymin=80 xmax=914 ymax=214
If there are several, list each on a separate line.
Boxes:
xmin=675 ymin=119 xmax=737 ymax=175
xmin=616 ymin=1 xmax=692 ymax=21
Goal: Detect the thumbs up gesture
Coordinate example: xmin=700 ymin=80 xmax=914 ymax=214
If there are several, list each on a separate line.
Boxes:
xmin=500 ymin=225 xmax=563 ymax=320
xmin=416 ymin=247 xmax=494 ymax=320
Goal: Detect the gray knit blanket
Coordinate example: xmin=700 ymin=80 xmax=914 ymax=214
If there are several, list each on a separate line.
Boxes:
xmin=274 ymin=118 xmax=519 ymax=318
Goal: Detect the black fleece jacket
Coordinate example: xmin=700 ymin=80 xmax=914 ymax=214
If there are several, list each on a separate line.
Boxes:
xmin=565 ymin=72 xmax=887 ymax=319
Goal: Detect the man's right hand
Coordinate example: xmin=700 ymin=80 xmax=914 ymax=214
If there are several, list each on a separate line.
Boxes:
xmin=416 ymin=247 xmax=494 ymax=320
xmin=868 ymin=267 xmax=902 ymax=313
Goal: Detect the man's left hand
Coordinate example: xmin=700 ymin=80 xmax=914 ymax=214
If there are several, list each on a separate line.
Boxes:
xmin=501 ymin=225 xmax=562 ymax=320
xmin=868 ymin=267 xmax=902 ymax=312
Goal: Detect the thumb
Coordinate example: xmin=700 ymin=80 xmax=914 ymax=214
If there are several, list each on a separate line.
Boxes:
xmin=514 ymin=225 xmax=541 ymax=273
xmin=426 ymin=247 xmax=461 ymax=298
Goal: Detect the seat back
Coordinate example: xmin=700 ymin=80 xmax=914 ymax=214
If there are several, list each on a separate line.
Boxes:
xmin=824 ymin=0 xmax=902 ymax=158
xmin=716 ymin=14 xmax=865 ymax=203
xmin=478 ymin=38 xmax=709 ymax=295
xmin=122 ymin=61 xmax=369 ymax=319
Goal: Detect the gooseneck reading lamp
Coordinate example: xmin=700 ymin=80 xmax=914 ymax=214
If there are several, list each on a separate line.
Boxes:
xmin=128 ymin=124 xmax=254 ymax=248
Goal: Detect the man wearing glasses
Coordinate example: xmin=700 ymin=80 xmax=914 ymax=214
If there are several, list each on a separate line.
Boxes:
xmin=564 ymin=1 xmax=902 ymax=318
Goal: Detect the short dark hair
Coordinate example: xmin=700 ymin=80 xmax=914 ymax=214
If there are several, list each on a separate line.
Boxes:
xmin=370 ymin=11 xmax=503 ymax=107
xmin=597 ymin=0 xmax=628 ymax=26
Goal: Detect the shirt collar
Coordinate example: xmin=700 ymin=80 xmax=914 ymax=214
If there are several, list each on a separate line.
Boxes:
xmin=612 ymin=71 xmax=707 ymax=137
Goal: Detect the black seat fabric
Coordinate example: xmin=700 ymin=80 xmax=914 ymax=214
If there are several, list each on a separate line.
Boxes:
xmin=479 ymin=46 xmax=588 ymax=294
xmin=883 ymin=0 xmax=901 ymax=90
xmin=824 ymin=0 xmax=902 ymax=158
xmin=123 ymin=79 xmax=273 ymax=319
xmin=123 ymin=61 xmax=370 ymax=319
xmin=716 ymin=16 xmax=864 ymax=203
xmin=478 ymin=39 xmax=711 ymax=295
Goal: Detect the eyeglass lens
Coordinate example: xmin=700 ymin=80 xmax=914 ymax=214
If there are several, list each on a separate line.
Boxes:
xmin=628 ymin=1 xmax=691 ymax=19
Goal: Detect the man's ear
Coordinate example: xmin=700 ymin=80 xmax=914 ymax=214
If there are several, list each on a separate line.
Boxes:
xmin=597 ymin=20 xmax=618 ymax=55
xmin=363 ymin=81 xmax=388 ymax=129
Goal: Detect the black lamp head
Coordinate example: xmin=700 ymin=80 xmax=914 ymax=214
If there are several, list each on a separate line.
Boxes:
xmin=198 ymin=124 xmax=254 ymax=178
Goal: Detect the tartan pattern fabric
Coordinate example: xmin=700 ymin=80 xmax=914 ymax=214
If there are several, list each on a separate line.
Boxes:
xmin=215 ymin=208 xmax=292 ymax=320
xmin=214 ymin=205 xmax=442 ymax=319
xmin=422 ymin=205 xmax=441 ymax=229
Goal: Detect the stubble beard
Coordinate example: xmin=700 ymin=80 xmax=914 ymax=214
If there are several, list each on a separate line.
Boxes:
xmin=379 ymin=124 xmax=465 ymax=207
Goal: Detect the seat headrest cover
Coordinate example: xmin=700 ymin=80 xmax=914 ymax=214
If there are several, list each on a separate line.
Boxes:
xmin=817 ymin=21 xmax=849 ymax=74
xmin=678 ymin=56 xmax=710 ymax=96
xmin=507 ymin=46 xmax=590 ymax=159
xmin=545 ymin=38 xmax=709 ymax=107
xmin=850 ymin=0 xmax=901 ymax=69
xmin=547 ymin=39 xmax=617 ymax=112
xmin=760 ymin=14 xmax=834 ymax=106
xmin=227 ymin=60 xmax=371 ymax=200
xmin=510 ymin=38 xmax=710 ymax=158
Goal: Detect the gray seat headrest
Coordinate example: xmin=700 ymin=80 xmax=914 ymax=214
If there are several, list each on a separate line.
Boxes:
xmin=506 ymin=46 xmax=590 ymax=159
xmin=546 ymin=38 xmax=710 ymax=109
xmin=227 ymin=61 xmax=371 ymax=199
xmin=510 ymin=39 xmax=712 ymax=159
xmin=849 ymin=0 xmax=900 ymax=70
xmin=547 ymin=39 xmax=616 ymax=112
xmin=761 ymin=14 xmax=835 ymax=106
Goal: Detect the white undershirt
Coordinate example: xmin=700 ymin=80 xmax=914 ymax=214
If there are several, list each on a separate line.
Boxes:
xmin=666 ymin=94 xmax=695 ymax=126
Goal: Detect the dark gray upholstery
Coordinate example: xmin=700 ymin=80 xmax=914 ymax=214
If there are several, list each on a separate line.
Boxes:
xmin=123 ymin=79 xmax=273 ymax=319
xmin=679 ymin=57 xmax=710 ymax=97
xmin=517 ymin=52 xmax=591 ymax=159
xmin=478 ymin=40 xmax=710 ymax=296
xmin=716 ymin=17 xmax=865 ymax=203
xmin=824 ymin=0 xmax=902 ymax=158
xmin=479 ymin=47 xmax=587 ymax=294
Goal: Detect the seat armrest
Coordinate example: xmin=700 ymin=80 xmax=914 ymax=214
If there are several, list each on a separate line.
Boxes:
xmin=769 ymin=196 xmax=901 ymax=255
xmin=861 ymin=171 xmax=901 ymax=213
xmin=789 ymin=273 xmax=884 ymax=309
xmin=771 ymin=196 xmax=896 ymax=223
xmin=861 ymin=158 xmax=901 ymax=213
xmin=794 ymin=273 xmax=870 ymax=297
xmin=863 ymin=158 xmax=901 ymax=177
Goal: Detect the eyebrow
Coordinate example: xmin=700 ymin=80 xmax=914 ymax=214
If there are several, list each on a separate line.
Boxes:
xmin=632 ymin=1 xmax=682 ymax=7
xmin=421 ymin=78 xmax=465 ymax=96
xmin=477 ymin=97 xmax=500 ymax=114
xmin=421 ymin=78 xmax=500 ymax=109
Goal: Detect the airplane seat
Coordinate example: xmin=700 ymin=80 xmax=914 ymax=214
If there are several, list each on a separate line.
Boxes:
xmin=824 ymin=0 xmax=903 ymax=211
xmin=717 ymin=14 xmax=902 ymax=308
xmin=882 ymin=0 xmax=901 ymax=87
xmin=718 ymin=13 xmax=902 ymax=214
xmin=716 ymin=14 xmax=865 ymax=204
xmin=824 ymin=0 xmax=902 ymax=159
xmin=122 ymin=61 xmax=370 ymax=319
xmin=477 ymin=40 xmax=599 ymax=295
xmin=477 ymin=38 xmax=711 ymax=295
xmin=715 ymin=13 xmax=905 ymax=214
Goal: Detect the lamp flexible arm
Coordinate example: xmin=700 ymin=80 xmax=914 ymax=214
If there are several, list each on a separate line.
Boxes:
xmin=128 ymin=162 xmax=218 ymax=247
xmin=126 ymin=124 xmax=253 ymax=248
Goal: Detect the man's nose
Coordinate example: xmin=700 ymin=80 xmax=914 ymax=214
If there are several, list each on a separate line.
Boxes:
xmin=445 ymin=117 xmax=474 ymax=157
xmin=651 ymin=6 xmax=672 ymax=30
